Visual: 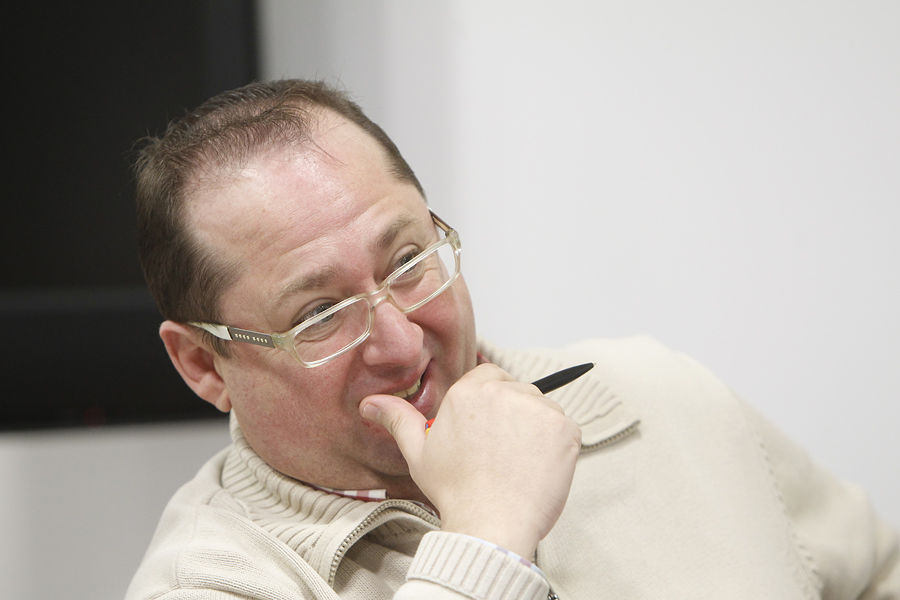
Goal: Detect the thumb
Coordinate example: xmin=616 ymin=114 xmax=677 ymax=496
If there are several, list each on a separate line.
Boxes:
xmin=360 ymin=394 xmax=427 ymax=464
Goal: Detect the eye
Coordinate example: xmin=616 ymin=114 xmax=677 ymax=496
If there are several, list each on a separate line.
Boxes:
xmin=298 ymin=302 xmax=336 ymax=325
xmin=390 ymin=248 xmax=428 ymax=281
xmin=393 ymin=250 xmax=419 ymax=271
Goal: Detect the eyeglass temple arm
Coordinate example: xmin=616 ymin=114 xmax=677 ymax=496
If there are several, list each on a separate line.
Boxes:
xmin=190 ymin=322 xmax=230 ymax=339
xmin=189 ymin=322 xmax=276 ymax=348
xmin=430 ymin=210 xmax=452 ymax=234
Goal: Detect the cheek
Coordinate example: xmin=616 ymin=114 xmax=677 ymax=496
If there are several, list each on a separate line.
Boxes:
xmin=220 ymin=348 xmax=346 ymax=419
xmin=453 ymin=277 xmax=476 ymax=329
xmin=443 ymin=277 xmax=476 ymax=341
xmin=224 ymin=355 xmax=362 ymax=454
xmin=420 ymin=278 xmax=477 ymax=362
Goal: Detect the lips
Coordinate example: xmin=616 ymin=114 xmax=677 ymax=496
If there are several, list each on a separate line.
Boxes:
xmin=385 ymin=362 xmax=435 ymax=417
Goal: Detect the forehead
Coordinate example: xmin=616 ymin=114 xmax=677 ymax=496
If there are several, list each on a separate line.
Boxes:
xmin=188 ymin=111 xmax=398 ymax=230
xmin=185 ymin=111 xmax=427 ymax=320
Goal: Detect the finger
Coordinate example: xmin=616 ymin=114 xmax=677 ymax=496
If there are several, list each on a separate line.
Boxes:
xmin=463 ymin=362 xmax=517 ymax=383
xmin=479 ymin=379 xmax=567 ymax=411
xmin=359 ymin=394 xmax=427 ymax=463
xmin=527 ymin=384 xmax=568 ymax=413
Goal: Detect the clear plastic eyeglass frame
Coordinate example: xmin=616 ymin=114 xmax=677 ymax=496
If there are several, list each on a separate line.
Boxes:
xmin=190 ymin=211 xmax=460 ymax=368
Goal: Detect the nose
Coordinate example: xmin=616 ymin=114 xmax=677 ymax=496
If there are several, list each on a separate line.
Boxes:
xmin=362 ymin=300 xmax=424 ymax=367
xmin=360 ymin=299 xmax=423 ymax=368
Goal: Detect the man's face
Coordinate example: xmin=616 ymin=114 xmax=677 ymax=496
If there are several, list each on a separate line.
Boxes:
xmin=187 ymin=112 xmax=477 ymax=494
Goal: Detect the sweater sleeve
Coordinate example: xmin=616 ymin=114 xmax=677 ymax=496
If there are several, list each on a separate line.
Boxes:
xmin=741 ymin=401 xmax=900 ymax=598
xmin=395 ymin=532 xmax=549 ymax=600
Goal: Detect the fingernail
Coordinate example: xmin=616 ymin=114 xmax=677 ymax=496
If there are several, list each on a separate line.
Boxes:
xmin=360 ymin=401 xmax=379 ymax=422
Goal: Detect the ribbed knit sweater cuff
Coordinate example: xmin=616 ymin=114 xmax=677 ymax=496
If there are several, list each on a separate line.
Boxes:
xmin=407 ymin=531 xmax=549 ymax=600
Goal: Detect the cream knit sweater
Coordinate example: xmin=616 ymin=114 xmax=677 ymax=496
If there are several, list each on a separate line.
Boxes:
xmin=127 ymin=337 xmax=899 ymax=599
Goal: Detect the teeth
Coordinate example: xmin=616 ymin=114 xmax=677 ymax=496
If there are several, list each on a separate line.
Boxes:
xmin=393 ymin=377 xmax=422 ymax=400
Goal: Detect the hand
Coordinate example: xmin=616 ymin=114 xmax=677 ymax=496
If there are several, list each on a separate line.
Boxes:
xmin=360 ymin=363 xmax=582 ymax=558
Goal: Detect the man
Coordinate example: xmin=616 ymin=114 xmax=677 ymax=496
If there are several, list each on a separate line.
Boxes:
xmin=127 ymin=79 xmax=898 ymax=599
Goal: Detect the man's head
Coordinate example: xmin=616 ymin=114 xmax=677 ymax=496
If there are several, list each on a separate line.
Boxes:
xmin=136 ymin=80 xmax=477 ymax=497
xmin=136 ymin=80 xmax=424 ymax=339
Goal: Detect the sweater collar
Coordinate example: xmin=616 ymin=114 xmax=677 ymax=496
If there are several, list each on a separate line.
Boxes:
xmin=223 ymin=413 xmax=439 ymax=585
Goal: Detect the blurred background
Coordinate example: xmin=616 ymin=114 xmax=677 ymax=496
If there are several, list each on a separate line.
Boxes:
xmin=2 ymin=1 xmax=897 ymax=598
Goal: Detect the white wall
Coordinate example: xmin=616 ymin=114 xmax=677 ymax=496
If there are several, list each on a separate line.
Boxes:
xmin=0 ymin=420 xmax=230 ymax=600
xmin=1 ymin=3 xmax=896 ymax=599
xmin=259 ymin=0 xmax=900 ymax=526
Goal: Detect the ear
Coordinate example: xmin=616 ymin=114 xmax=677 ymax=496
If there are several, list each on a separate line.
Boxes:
xmin=159 ymin=320 xmax=232 ymax=412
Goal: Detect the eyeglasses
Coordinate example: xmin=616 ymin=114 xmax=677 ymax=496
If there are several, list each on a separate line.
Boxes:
xmin=190 ymin=211 xmax=461 ymax=368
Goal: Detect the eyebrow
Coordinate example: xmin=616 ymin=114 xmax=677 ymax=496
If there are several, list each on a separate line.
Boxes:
xmin=370 ymin=214 xmax=417 ymax=253
xmin=274 ymin=265 xmax=339 ymax=308
xmin=273 ymin=214 xmax=420 ymax=306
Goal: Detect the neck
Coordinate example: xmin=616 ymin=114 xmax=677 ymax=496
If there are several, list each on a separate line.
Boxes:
xmin=384 ymin=478 xmax=433 ymax=508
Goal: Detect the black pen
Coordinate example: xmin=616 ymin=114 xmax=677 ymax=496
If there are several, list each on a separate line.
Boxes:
xmin=531 ymin=362 xmax=594 ymax=394
xmin=424 ymin=363 xmax=594 ymax=432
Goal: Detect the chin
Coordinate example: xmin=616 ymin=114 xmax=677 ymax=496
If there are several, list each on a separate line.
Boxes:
xmin=376 ymin=444 xmax=416 ymax=479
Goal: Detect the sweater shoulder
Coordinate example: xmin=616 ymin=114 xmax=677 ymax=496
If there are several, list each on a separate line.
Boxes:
xmin=125 ymin=449 xmax=332 ymax=599
xmin=514 ymin=335 xmax=731 ymax=402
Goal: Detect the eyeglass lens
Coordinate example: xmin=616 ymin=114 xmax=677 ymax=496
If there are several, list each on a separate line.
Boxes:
xmin=293 ymin=240 xmax=458 ymax=363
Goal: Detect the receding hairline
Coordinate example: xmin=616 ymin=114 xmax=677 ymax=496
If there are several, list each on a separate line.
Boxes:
xmin=179 ymin=107 xmax=428 ymax=324
xmin=181 ymin=106 xmax=414 ymax=204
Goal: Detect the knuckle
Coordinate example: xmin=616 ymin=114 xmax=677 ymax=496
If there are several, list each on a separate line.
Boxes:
xmin=548 ymin=413 xmax=582 ymax=448
xmin=481 ymin=379 xmax=509 ymax=396
xmin=571 ymin=423 xmax=583 ymax=448
xmin=474 ymin=362 xmax=513 ymax=381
